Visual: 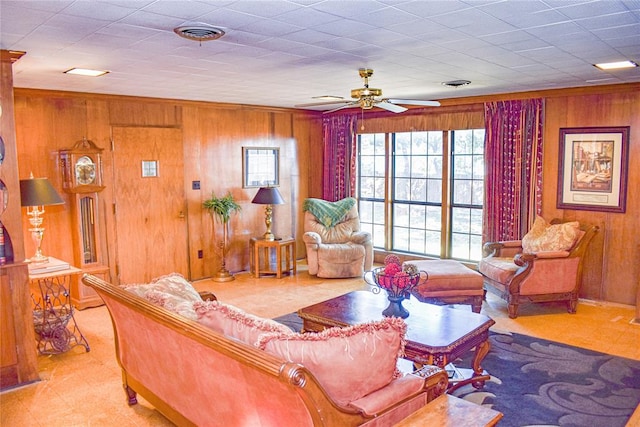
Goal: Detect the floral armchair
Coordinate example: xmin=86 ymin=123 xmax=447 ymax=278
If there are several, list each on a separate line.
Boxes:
xmin=302 ymin=197 xmax=373 ymax=278
xmin=479 ymin=217 xmax=599 ymax=318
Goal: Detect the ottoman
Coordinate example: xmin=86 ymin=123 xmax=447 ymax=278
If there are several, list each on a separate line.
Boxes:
xmin=404 ymin=259 xmax=484 ymax=313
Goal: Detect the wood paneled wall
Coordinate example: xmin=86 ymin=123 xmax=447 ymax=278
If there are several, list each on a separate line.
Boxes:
xmin=14 ymin=89 xmax=322 ymax=283
xmin=12 ymin=83 xmax=639 ymax=306
xmin=542 ymin=88 xmax=640 ymax=305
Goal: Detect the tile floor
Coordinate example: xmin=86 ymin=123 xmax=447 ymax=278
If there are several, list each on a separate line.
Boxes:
xmin=2 ymin=264 xmax=639 ymax=426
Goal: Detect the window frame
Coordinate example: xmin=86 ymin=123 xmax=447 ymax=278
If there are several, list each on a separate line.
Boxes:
xmin=356 ymin=128 xmax=484 ymax=262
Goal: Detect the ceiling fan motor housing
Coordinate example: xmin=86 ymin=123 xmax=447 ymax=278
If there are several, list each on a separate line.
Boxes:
xmin=351 ymin=87 xmax=382 ymax=98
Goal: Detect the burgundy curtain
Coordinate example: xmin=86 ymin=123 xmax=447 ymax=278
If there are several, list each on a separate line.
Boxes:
xmin=322 ymin=113 xmax=358 ymax=201
xmin=483 ymin=98 xmax=544 ymax=243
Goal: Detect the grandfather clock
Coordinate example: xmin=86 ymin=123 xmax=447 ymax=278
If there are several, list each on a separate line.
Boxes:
xmin=59 ymin=138 xmax=108 ymax=309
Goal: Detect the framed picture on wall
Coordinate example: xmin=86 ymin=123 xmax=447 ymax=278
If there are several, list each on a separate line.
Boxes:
xmin=557 ymin=126 xmax=630 ymax=213
xmin=242 ymin=147 xmax=279 ymax=188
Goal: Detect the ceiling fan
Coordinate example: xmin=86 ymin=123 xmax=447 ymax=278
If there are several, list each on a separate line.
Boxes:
xmin=296 ymin=68 xmax=441 ymax=114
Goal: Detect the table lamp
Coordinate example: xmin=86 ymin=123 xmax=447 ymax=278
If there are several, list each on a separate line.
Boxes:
xmin=20 ymin=174 xmax=64 ymax=263
xmin=251 ymin=187 xmax=285 ymax=241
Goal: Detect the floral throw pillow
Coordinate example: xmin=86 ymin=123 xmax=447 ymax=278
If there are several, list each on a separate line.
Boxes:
xmin=194 ymin=300 xmax=292 ymax=346
xmin=522 ymin=216 xmax=580 ymax=253
xmin=256 ymin=317 xmax=407 ymax=406
xmin=121 ymin=273 xmax=202 ymax=320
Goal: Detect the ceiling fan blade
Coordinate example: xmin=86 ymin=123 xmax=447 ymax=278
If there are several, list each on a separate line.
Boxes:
xmin=376 ymin=101 xmax=407 ymax=113
xmin=387 ymin=99 xmax=441 ymax=107
xmin=324 ymin=102 xmax=358 ymax=114
xmin=295 ymin=100 xmax=349 ymax=107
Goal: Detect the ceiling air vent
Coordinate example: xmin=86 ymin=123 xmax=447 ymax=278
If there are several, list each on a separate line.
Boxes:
xmin=174 ymin=25 xmax=225 ymax=43
xmin=442 ymin=80 xmax=471 ymax=88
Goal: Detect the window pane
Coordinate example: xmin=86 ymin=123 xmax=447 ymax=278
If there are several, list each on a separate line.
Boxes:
xmin=451 ymin=233 xmax=470 ymax=259
xmin=452 ymin=207 xmax=470 ymax=233
xmin=409 ymin=232 xmax=425 ymax=253
xmin=395 ymin=133 xmax=411 ymax=155
xmin=395 ymin=155 xmax=410 ymax=177
xmin=427 ymin=156 xmax=442 ymax=178
xmin=395 ymin=178 xmax=410 ymax=200
xmin=373 ymin=224 xmax=385 ymax=248
xmin=473 ymin=155 xmax=484 ymax=180
xmin=453 ymin=180 xmax=471 ymax=205
xmin=426 ymin=206 xmax=441 ymax=230
xmin=454 ymin=156 xmax=472 ymax=179
xmin=409 ymin=204 xmax=426 ymax=227
xmin=426 ymin=179 xmax=442 ymax=203
xmin=360 ymin=177 xmax=375 ymax=198
xmin=394 ymin=203 xmax=409 ymax=227
xmin=472 ymin=181 xmax=484 ymax=205
xmin=393 ymin=226 xmax=408 ymax=252
xmin=428 ymin=133 xmax=443 ymax=155
xmin=410 ymin=179 xmax=426 ymax=201
xmin=359 ymin=200 xmax=373 ymax=223
xmin=473 ymin=129 xmax=485 ymax=154
xmin=470 ymin=208 xmax=483 ymax=235
xmin=374 ymin=156 xmax=385 ymax=177
xmin=425 ymin=231 xmax=440 ymax=256
xmin=411 ymin=156 xmax=427 ymax=178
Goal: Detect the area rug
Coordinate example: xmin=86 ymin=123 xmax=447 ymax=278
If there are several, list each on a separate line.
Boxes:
xmin=273 ymin=313 xmax=640 ymax=427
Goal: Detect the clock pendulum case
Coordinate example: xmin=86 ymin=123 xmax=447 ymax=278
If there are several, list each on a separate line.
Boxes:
xmin=59 ymin=138 xmax=109 ymax=309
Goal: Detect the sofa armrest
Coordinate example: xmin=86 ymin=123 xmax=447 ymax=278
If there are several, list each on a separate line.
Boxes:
xmin=198 ymin=291 xmax=217 ymax=301
xmin=483 ymin=240 xmax=523 ymax=258
xmin=303 ymin=231 xmax=321 ymax=246
xmin=348 ymin=366 xmax=448 ymax=416
xmin=530 ymin=250 xmax=571 ymax=259
xmin=349 ymin=231 xmax=371 ymax=246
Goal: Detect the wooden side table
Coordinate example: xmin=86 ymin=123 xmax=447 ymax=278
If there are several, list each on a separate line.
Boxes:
xmin=249 ymin=237 xmax=296 ymax=279
xmin=28 ymin=259 xmax=90 ymax=355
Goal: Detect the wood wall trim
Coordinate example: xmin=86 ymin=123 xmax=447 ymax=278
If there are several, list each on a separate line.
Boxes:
xmin=13 ymin=87 xmax=320 ymax=115
xmin=435 ymin=82 xmax=640 ymax=106
xmin=0 ymin=50 xmax=26 ymax=63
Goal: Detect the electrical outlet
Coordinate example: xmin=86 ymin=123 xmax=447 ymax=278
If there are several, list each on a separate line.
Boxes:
xmin=197 ymin=250 xmax=203 ymax=259
xmin=192 ymin=180 xmax=200 ymax=190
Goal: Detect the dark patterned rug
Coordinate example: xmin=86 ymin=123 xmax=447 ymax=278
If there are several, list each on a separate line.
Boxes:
xmin=273 ymin=313 xmax=640 ymax=427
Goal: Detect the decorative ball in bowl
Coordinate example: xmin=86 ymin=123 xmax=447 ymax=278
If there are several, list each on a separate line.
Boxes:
xmin=364 ymin=255 xmax=428 ymax=318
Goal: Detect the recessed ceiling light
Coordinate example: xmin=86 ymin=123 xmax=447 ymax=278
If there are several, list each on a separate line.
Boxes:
xmin=312 ymin=96 xmax=344 ymax=101
xmin=442 ymin=79 xmax=471 ymax=88
xmin=594 ymin=60 xmax=637 ymax=70
xmin=64 ymin=68 xmax=109 ymax=77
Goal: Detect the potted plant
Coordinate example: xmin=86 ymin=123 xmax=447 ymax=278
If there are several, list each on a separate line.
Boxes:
xmin=203 ymin=192 xmax=241 ymax=282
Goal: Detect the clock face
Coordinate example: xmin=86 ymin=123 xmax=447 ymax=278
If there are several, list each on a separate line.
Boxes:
xmin=75 ymin=156 xmax=96 ymax=185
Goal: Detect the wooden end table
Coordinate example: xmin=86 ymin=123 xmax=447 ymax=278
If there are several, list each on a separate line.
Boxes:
xmin=249 ymin=237 xmax=296 ymax=278
xmin=297 ymin=290 xmax=495 ymax=391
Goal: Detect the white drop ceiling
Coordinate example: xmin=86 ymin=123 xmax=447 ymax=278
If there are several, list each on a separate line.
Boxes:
xmin=1 ymin=0 xmax=639 ymax=111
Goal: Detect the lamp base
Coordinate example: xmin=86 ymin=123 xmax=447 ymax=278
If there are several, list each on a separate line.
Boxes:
xmin=212 ymin=268 xmax=235 ymax=282
xmin=263 ymin=232 xmax=275 ymax=241
xmin=27 ymin=254 xmax=49 ymax=264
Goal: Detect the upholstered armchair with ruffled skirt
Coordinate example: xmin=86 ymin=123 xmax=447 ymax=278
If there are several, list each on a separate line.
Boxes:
xmin=303 ymin=197 xmax=373 ymax=278
xmin=479 ymin=217 xmax=599 ymax=318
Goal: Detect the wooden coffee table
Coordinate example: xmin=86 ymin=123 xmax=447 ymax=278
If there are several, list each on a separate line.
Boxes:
xmin=297 ymin=290 xmax=495 ymax=391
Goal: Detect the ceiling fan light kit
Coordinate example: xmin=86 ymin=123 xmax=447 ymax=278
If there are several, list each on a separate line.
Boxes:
xmin=296 ymin=68 xmax=441 ymax=114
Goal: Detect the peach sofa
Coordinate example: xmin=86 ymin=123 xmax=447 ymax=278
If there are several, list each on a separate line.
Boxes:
xmin=82 ymin=274 xmax=448 ymax=427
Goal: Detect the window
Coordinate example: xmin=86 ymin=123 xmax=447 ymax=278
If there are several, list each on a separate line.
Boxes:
xmin=357 ymin=129 xmax=485 ymax=262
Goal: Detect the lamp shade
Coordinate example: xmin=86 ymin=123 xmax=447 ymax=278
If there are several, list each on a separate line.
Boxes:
xmin=19 ymin=177 xmax=64 ymax=207
xmin=251 ymin=187 xmax=285 ymax=205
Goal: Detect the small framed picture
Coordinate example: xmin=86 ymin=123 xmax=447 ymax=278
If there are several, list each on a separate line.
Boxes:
xmin=242 ymin=147 xmax=279 ymax=188
xmin=557 ymin=126 xmax=629 ymax=213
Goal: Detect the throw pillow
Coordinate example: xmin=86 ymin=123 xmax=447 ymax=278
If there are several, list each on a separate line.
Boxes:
xmin=256 ymin=317 xmax=407 ymax=406
xmin=194 ymin=300 xmax=292 ymax=345
xmin=121 ymin=273 xmax=202 ymax=320
xmin=522 ymin=217 xmax=580 ymax=253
